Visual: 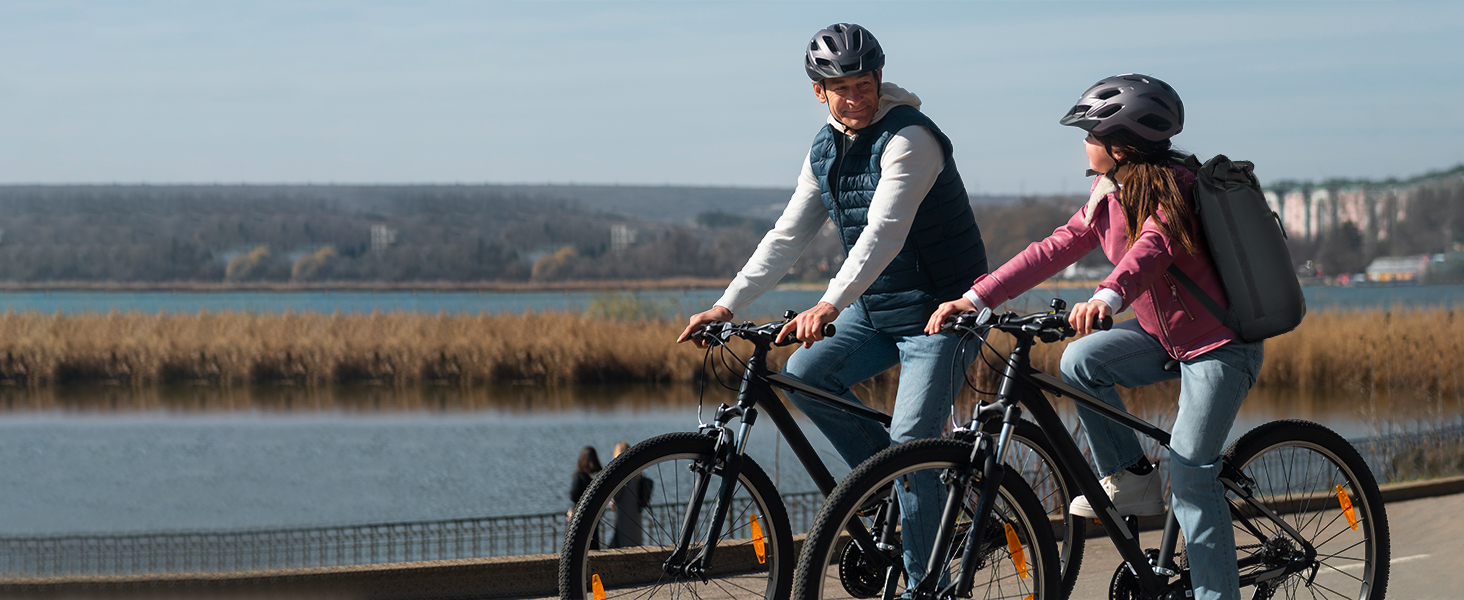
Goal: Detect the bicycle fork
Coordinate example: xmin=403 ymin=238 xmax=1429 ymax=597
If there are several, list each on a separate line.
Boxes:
xmin=663 ymin=408 xmax=760 ymax=580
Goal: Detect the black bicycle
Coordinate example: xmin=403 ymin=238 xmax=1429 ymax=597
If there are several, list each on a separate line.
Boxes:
xmin=558 ymin=311 xmax=1080 ymax=600
xmin=793 ymin=302 xmax=1389 ymax=600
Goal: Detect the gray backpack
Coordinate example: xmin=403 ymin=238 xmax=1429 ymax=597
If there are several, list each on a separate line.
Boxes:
xmin=1168 ymin=155 xmax=1306 ymax=343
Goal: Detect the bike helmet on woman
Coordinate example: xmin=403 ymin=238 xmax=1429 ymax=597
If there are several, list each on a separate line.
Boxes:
xmin=1059 ymin=74 xmax=1184 ymax=143
xmin=804 ymin=23 xmax=885 ymax=81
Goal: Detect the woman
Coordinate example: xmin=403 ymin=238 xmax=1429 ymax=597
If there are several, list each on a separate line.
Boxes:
xmin=926 ymin=74 xmax=1263 ymax=600
xmin=568 ymin=446 xmax=603 ymax=550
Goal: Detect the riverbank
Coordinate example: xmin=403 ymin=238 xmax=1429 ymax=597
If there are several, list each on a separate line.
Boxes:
xmin=0 ymin=307 xmax=1458 ymax=393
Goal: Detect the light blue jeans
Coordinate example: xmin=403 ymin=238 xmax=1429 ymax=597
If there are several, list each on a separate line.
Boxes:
xmin=783 ymin=301 xmax=974 ymax=588
xmin=1059 ymin=319 xmax=1264 ymax=600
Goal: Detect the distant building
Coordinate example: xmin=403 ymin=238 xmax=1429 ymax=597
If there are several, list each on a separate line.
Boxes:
xmin=370 ymin=224 xmax=397 ymax=252
xmin=610 ymin=224 xmax=637 ymax=254
xmin=1364 ymin=255 xmax=1429 ymax=283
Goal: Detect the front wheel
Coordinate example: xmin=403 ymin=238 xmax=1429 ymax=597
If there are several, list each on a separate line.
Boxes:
xmin=793 ymin=438 xmax=1058 ymax=600
xmin=1223 ymin=420 xmax=1389 ymax=600
xmin=559 ymin=431 xmax=794 ymax=600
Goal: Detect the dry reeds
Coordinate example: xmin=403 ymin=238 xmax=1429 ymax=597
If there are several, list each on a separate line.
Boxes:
xmin=0 ymin=307 xmax=1457 ymax=394
xmin=0 ymin=310 xmax=745 ymax=386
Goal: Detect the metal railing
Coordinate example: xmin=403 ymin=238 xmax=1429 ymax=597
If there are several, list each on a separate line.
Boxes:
xmin=2 ymin=425 xmax=1459 ymax=578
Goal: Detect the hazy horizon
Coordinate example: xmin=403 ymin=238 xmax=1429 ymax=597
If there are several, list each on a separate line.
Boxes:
xmin=2 ymin=1 xmax=1460 ymax=194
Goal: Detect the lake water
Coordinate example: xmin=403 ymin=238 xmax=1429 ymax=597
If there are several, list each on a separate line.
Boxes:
xmin=1 ymin=382 xmax=1458 ymax=537
xmin=0 ymin=284 xmax=1460 ymax=537
xmin=0 ymin=283 xmax=1460 ymax=317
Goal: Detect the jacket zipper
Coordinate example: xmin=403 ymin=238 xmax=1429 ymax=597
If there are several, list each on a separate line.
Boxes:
xmin=1163 ymin=273 xmax=1196 ymax=321
xmin=1150 ymin=287 xmax=1176 ymax=352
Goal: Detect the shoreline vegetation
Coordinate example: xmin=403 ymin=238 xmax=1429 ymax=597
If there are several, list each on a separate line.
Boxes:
xmin=0 ymin=306 xmax=1458 ymax=399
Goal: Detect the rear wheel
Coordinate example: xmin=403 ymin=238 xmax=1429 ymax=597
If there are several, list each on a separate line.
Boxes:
xmin=793 ymin=438 xmax=1058 ymax=600
xmin=1223 ymin=420 xmax=1389 ymax=600
xmin=559 ymin=431 xmax=794 ymax=600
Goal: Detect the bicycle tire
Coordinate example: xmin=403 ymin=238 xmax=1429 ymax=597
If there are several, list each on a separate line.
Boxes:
xmin=982 ymin=418 xmax=1085 ymax=600
xmin=793 ymin=438 xmax=1058 ymax=600
xmin=1222 ymin=419 xmax=1389 ymax=600
xmin=559 ymin=431 xmax=795 ymax=600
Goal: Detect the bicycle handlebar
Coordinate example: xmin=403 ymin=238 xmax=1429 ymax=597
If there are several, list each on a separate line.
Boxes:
xmin=944 ymin=305 xmax=1112 ymax=343
xmin=691 ymin=314 xmax=836 ymax=347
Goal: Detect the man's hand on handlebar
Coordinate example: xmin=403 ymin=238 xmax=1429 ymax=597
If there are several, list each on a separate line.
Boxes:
xmin=776 ymin=302 xmax=838 ymax=349
xmin=925 ymin=297 xmax=976 ymax=335
xmin=1067 ymin=300 xmax=1113 ymax=337
xmin=677 ymin=305 xmax=734 ymax=349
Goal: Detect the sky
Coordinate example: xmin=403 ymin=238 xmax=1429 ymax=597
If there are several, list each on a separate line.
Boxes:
xmin=0 ymin=1 xmax=1460 ymax=195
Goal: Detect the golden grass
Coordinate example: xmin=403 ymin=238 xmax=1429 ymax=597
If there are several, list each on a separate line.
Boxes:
xmin=0 ymin=307 xmax=1457 ymax=395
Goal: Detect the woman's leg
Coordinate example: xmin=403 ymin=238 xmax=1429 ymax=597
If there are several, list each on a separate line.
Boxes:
xmin=1058 ymin=319 xmax=1176 ymax=477
xmin=1170 ymin=340 xmax=1264 ymax=600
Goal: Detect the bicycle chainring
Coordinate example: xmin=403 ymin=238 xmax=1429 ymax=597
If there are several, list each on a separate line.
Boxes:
xmin=839 ymin=540 xmax=891 ymax=598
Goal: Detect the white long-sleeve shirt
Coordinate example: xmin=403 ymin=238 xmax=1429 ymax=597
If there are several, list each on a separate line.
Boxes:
xmin=715 ymin=83 xmax=945 ymax=315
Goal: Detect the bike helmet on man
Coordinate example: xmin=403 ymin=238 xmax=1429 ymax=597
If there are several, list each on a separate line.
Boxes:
xmin=804 ymin=23 xmax=885 ymax=81
xmin=1059 ymin=74 xmax=1183 ymax=143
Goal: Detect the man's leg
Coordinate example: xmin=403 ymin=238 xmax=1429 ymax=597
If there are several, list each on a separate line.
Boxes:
xmin=1170 ymin=340 xmax=1263 ymax=600
xmin=1058 ymin=319 xmax=1176 ymax=477
xmin=887 ymin=329 xmax=976 ymax=588
xmin=783 ymin=302 xmax=901 ymax=471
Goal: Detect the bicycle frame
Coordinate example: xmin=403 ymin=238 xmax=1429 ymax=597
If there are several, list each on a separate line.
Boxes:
xmin=668 ymin=321 xmax=897 ymax=576
xmin=940 ymin=314 xmax=1323 ymax=599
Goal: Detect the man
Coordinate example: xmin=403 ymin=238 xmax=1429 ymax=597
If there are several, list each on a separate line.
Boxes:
xmin=676 ymin=23 xmax=987 ymax=587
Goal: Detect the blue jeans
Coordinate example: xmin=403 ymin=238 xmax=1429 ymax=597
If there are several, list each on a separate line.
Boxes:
xmin=783 ymin=301 xmax=974 ymax=587
xmin=1059 ymin=319 xmax=1264 ymax=600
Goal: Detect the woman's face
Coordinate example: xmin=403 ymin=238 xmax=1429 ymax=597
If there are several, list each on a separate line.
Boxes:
xmin=1084 ymin=133 xmax=1121 ymax=174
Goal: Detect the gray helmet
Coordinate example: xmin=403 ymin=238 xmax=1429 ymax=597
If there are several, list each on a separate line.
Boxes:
xmin=804 ymin=23 xmax=885 ymax=81
xmin=1059 ymin=74 xmax=1184 ymax=142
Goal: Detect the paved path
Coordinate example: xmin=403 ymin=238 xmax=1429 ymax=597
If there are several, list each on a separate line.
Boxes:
xmin=525 ymin=491 xmax=1463 ymax=600
xmin=1067 ymin=491 xmax=1464 ymax=600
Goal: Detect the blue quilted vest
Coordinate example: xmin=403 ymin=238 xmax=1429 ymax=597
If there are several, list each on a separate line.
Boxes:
xmin=810 ymin=105 xmax=987 ymax=334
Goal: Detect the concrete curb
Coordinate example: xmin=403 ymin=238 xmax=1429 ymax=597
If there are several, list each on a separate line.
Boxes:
xmin=5 ymin=475 xmax=1461 ymax=599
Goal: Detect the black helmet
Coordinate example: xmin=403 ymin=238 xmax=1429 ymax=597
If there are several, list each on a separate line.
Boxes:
xmin=1059 ymin=74 xmax=1184 ymax=143
xmin=804 ymin=23 xmax=885 ymax=81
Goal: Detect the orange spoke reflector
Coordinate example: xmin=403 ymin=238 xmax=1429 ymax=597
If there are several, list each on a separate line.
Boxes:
xmin=1336 ymin=485 xmax=1358 ymax=530
xmin=592 ymin=574 xmax=606 ymax=600
xmin=1004 ymin=523 xmax=1028 ymax=579
xmin=751 ymin=514 xmax=767 ymax=564
xmin=1024 ymin=596 xmax=1034 ymax=600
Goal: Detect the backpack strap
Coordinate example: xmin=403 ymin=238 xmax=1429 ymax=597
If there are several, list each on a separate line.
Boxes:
xmin=1166 ymin=263 xmax=1232 ymax=327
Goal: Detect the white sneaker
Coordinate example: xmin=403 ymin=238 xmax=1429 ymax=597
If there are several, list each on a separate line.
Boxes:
xmin=1070 ymin=467 xmax=1165 ymax=518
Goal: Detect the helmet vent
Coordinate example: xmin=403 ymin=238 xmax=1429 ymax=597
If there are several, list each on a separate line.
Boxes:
xmin=1096 ymin=88 xmax=1121 ymax=100
xmin=1093 ymin=104 xmax=1122 ymax=118
xmin=1137 ymin=114 xmax=1172 ymax=132
xmin=850 ymin=30 xmax=864 ymax=51
xmin=822 ymin=36 xmax=838 ymax=52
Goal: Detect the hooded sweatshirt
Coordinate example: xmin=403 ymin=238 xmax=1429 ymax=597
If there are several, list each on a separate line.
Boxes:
xmin=715 ymin=83 xmax=949 ymax=315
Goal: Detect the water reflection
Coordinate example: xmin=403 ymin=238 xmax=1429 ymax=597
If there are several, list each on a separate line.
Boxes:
xmin=0 ymin=382 xmax=739 ymax=414
xmin=2 ymin=383 xmax=1458 ymax=440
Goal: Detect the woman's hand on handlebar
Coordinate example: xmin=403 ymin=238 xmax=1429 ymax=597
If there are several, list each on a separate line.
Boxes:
xmin=677 ymin=305 xmax=734 ymax=348
xmin=776 ymin=302 xmax=838 ymax=349
xmin=925 ymin=297 xmax=976 ymax=335
xmin=1068 ymin=300 xmax=1113 ymax=337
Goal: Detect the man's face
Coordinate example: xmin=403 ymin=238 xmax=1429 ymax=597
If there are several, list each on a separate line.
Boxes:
xmin=814 ymin=71 xmax=881 ymax=130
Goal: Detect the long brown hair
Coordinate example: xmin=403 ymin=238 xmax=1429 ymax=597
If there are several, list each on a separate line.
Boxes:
xmin=1099 ymin=130 xmax=1201 ymax=256
xmin=576 ymin=446 xmax=602 ymax=475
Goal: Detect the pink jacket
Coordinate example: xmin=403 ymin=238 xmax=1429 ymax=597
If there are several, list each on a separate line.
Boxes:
xmin=968 ymin=166 xmax=1237 ymax=360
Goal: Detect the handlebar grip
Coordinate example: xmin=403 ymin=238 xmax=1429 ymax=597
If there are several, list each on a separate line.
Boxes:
xmin=1096 ymin=315 xmax=1113 ymax=331
xmin=822 ymin=323 xmax=836 ymax=338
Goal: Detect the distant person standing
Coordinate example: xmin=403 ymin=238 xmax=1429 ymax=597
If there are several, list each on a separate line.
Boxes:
xmin=568 ymin=446 xmax=602 ymax=550
xmin=608 ymin=441 xmax=653 ymax=548
xmin=676 ymin=23 xmax=987 ymax=588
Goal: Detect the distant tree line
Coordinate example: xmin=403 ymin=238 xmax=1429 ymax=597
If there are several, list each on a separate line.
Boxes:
xmin=1 ymin=170 xmax=1459 ymax=286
